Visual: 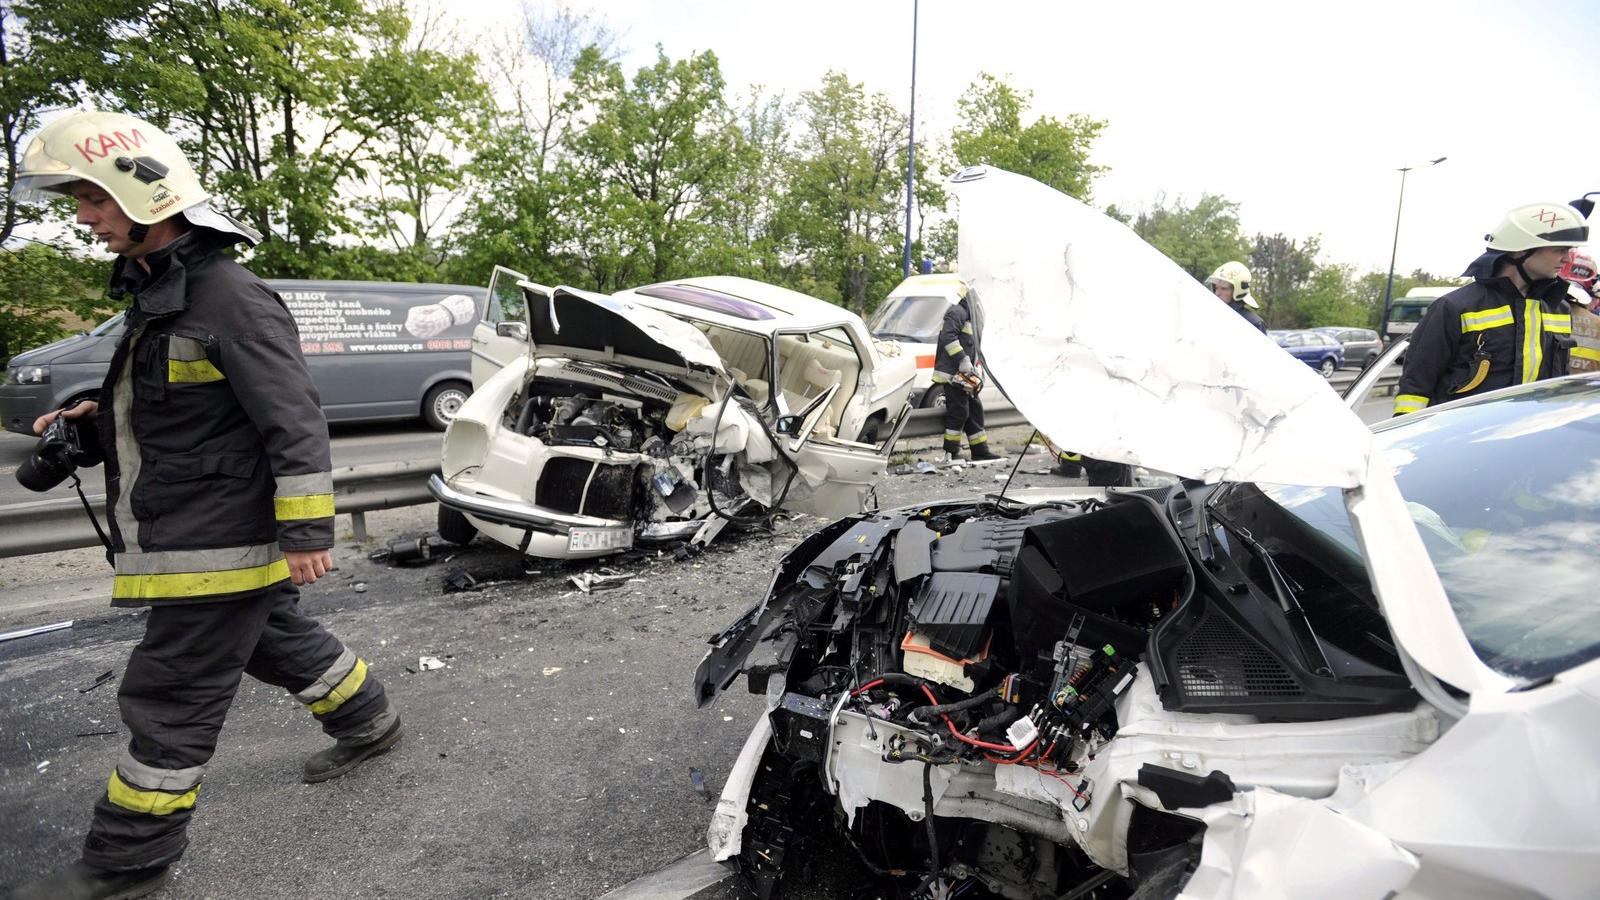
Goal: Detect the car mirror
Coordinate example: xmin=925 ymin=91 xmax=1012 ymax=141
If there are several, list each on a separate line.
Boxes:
xmin=496 ymin=321 xmax=529 ymax=340
xmin=774 ymin=414 xmax=804 ymax=436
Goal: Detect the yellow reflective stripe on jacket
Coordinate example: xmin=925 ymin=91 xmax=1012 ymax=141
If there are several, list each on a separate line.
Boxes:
xmin=1544 ymin=314 xmax=1572 ymax=334
xmin=960 ymin=322 xmax=974 ymax=335
xmin=275 ymin=494 xmax=335 ymax=521
xmin=111 ymin=558 xmax=291 ymax=600
xmin=1574 ymin=346 xmax=1600 ymax=364
xmin=107 ymin=771 xmax=199 ymax=816
xmin=943 ymin=340 xmax=964 ymax=356
xmin=1394 ymin=394 xmax=1428 ymax=415
xmin=1522 ymin=299 xmax=1543 ymax=384
xmin=929 ymin=371 xmax=952 ymax=383
xmin=308 ymin=658 xmax=369 ymax=715
xmin=1460 ymin=305 xmax=1513 ymax=333
xmin=167 ymin=358 xmax=226 ymax=383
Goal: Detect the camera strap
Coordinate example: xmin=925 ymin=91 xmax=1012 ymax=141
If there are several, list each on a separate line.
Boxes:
xmin=69 ymin=473 xmax=114 ymax=553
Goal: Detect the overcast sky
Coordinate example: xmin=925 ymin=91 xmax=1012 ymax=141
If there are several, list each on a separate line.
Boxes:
xmin=460 ymin=0 xmax=1600 ymax=278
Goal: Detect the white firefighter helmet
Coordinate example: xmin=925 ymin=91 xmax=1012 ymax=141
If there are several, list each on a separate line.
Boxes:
xmin=11 ymin=110 xmax=260 ymax=244
xmin=1484 ymin=202 xmax=1590 ymax=253
xmin=1204 ymin=260 xmax=1259 ymax=309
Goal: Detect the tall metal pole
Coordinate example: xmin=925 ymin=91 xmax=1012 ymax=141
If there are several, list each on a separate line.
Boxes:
xmin=902 ymin=0 xmax=919 ymax=278
xmin=1380 ymin=165 xmax=1410 ymax=340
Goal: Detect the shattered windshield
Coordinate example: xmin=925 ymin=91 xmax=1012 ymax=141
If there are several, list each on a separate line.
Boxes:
xmin=869 ymin=295 xmax=948 ymax=343
xmin=1212 ymin=378 xmax=1600 ymax=686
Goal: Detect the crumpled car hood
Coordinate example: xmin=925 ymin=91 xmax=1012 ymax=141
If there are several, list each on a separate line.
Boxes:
xmin=954 ymin=166 xmax=1511 ymax=695
xmin=527 ymin=283 xmax=727 ymax=384
xmin=954 ymin=166 xmax=1371 ymax=489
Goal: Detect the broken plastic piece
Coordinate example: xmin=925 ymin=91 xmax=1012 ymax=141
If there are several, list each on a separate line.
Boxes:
xmin=1137 ymin=763 xmax=1237 ymax=810
xmin=569 ymin=570 xmax=635 ymax=593
xmin=443 ymin=568 xmax=479 ymax=593
xmin=78 ymin=671 xmax=115 ymax=694
xmin=0 ymin=620 xmax=74 ymax=643
xmin=418 ymin=656 xmax=446 ymax=671
xmin=690 ymin=767 xmax=711 ymax=803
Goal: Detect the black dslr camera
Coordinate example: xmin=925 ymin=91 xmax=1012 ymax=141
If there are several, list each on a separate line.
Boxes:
xmin=16 ymin=414 xmax=103 ymax=492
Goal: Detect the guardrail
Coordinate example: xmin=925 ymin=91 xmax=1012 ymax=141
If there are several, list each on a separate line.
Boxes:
xmin=0 ymin=372 xmax=1399 ymax=559
xmin=0 ymin=460 xmax=438 ymax=559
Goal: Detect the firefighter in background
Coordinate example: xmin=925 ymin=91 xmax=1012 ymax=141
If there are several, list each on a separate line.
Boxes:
xmin=7 ymin=112 xmax=401 ymax=900
xmin=1559 ymin=249 xmax=1597 ymax=313
xmin=1394 ymin=202 xmax=1589 ymax=416
xmin=931 ymin=284 xmax=1001 ymax=461
xmin=1205 ymin=261 xmax=1267 ymax=333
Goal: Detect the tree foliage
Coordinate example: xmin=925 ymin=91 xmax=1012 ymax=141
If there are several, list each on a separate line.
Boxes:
xmin=949 ymin=73 xmax=1106 ymax=201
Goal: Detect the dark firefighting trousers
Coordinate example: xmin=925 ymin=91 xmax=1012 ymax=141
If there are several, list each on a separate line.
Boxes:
xmin=941 ymin=382 xmax=988 ymax=456
xmin=82 ymin=581 xmax=395 ymax=870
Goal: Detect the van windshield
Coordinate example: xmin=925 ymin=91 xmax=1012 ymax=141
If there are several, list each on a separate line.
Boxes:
xmin=1388 ymin=300 xmax=1432 ymax=324
xmin=870 ymin=296 xmax=948 ymax=343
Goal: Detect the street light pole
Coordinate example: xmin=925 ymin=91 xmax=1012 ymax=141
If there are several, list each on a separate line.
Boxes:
xmin=1380 ymin=156 xmax=1446 ymax=339
xmin=902 ymin=0 xmax=919 ymax=278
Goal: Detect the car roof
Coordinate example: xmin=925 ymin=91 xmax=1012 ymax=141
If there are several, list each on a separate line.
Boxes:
xmin=619 ymin=276 xmax=861 ymax=333
xmin=886 ymin=273 xmax=966 ymax=300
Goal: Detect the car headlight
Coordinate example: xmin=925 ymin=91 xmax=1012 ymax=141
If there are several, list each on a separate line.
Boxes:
xmin=11 ymin=365 xmax=49 ymax=384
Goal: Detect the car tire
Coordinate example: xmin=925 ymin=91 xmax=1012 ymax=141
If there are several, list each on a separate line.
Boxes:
xmin=437 ymin=504 xmax=476 ymax=546
xmin=1319 ymin=357 xmax=1337 ymax=378
xmin=918 ymin=388 xmax=947 ymax=409
xmin=857 ymin=413 xmax=885 ymax=444
xmin=422 ymin=381 xmax=470 ymax=431
xmin=1363 ymin=351 xmax=1380 ymax=370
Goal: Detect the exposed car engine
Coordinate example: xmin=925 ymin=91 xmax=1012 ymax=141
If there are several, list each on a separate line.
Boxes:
xmin=696 ymin=486 xmax=1419 ymax=899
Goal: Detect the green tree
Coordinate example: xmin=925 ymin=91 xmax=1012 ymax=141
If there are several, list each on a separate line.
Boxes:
xmin=949 ymin=73 xmax=1106 ymax=201
xmin=0 ymin=244 xmax=114 ymax=363
xmin=442 ymin=4 xmax=618 ymax=286
xmin=559 ymin=47 xmax=742 ymax=289
xmin=777 ymin=71 xmax=923 ymax=311
xmin=1127 ymin=193 xmax=1252 ymax=282
xmin=1249 ymin=232 xmax=1320 ymax=327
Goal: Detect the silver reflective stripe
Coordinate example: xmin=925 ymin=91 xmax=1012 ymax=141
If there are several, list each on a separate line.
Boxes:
xmin=112 ymin=329 xmax=143 ymax=554
xmin=274 ymin=472 xmax=333 ymax=498
xmin=338 ymin=705 xmax=398 ymax=747
xmin=167 ymin=336 xmax=209 ymax=361
xmin=117 ymin=749 xmax=204 ymax=792
xmin=297 ymin=647 xmax=358 ymax=703
xmin=114 ymin=543 xmax=283 ymax=575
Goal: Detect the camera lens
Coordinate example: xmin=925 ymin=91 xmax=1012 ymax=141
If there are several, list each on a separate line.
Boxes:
xmin=16 ymin=443 xmax=76 ymax=492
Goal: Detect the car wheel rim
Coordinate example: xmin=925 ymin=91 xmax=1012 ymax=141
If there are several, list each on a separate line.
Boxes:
xmin=1320 ymin=361 xmax=1335 ymax=377
xmin=436 ymin=391 xmax=466 ymax=421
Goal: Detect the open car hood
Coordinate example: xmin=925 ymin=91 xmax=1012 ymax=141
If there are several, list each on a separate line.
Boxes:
xmin=954 ymin=166 xmax=1512 ymax=695
xmin=524 ymin=283 xmax=727 ymax=382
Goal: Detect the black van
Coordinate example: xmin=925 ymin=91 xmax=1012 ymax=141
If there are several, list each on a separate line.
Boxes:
xmin=1 ymin=279 xmax=484 ymax=435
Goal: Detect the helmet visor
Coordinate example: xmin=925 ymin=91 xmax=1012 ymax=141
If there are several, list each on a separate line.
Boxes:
xmin=10 ymin=172 xmax=88 ymax=203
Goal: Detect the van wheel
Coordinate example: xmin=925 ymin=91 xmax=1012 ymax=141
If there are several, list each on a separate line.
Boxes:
xmin=918 ymin=388 xmax=947 ymax=409
xmin=437 ymin=505 xmax=476 ymax=546
xmin=422 ymin=381 xmax=470 ymax=431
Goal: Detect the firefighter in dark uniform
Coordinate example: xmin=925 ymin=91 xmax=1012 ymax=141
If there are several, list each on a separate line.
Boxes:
xmin=931 ymin=284 xmax=1001 ymax=461
xmin=1395 ymin=202 xmax=1590 ymax=416
xmin=7 ymin=112 xmax=401 ymax=900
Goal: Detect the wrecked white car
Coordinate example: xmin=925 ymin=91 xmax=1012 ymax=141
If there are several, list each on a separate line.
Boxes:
xmin=694 ymin=168 xmax=1600 ymax=899
xmin=429 ymin=273 xmax=914 ymax=559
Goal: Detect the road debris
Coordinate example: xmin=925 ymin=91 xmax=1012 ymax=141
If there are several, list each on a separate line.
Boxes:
xmin=418 ymin=656 xmax=446 ymax=671
xmin=543 ymin=667 xmax=563 ymax=677
xmin=371 ymin=535 xmax=436 ymax=566
xmin=35 ymin=760 xmax=49 ymax=773
xmin=689 ymin=767 xmax=710 ymax=803
xmin=0 ymin=620 xmax=74 ymax=643
xmin=76 ymin=730 xmax=118 ymax=738
xmin=353 ymin=581 xmax=368 ymax=593
xmin=914 ymin=460 xmax=939 ymax=475
xmin=77 ymin=671 xmax=115 ymax=694
xmin=443 ymin=568 xmax=479 ymax=593
xmin=569 ymin=569 xmax=635 ymax=593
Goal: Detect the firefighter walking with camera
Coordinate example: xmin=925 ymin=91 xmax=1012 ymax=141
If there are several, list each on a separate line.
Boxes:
xmin=931 ymin=282 xmax=1001 ymax=462
xmin=6 ymin=112 xmax=401 ymax=900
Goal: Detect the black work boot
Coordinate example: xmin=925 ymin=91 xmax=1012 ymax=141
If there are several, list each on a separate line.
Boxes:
xmin=4 ymin=860 xmax=171 ymax=900
xmin=969 ymin=443 xmax=1002 ymax=462
xmin=303 ymin=716 xmax=403 ymax=784
xmin=1056 ymin=454 xmax=1083 ymax=478
xmin=941 ymin=440 xmax=962 ymax=462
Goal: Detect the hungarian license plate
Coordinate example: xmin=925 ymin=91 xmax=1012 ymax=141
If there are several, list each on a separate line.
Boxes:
xmin=567 ymin=526 xmax=632 ymax=553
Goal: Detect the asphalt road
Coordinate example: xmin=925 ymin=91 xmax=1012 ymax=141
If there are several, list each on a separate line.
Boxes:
xmin=0 ymin=426 xmax=1080 ymax=900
